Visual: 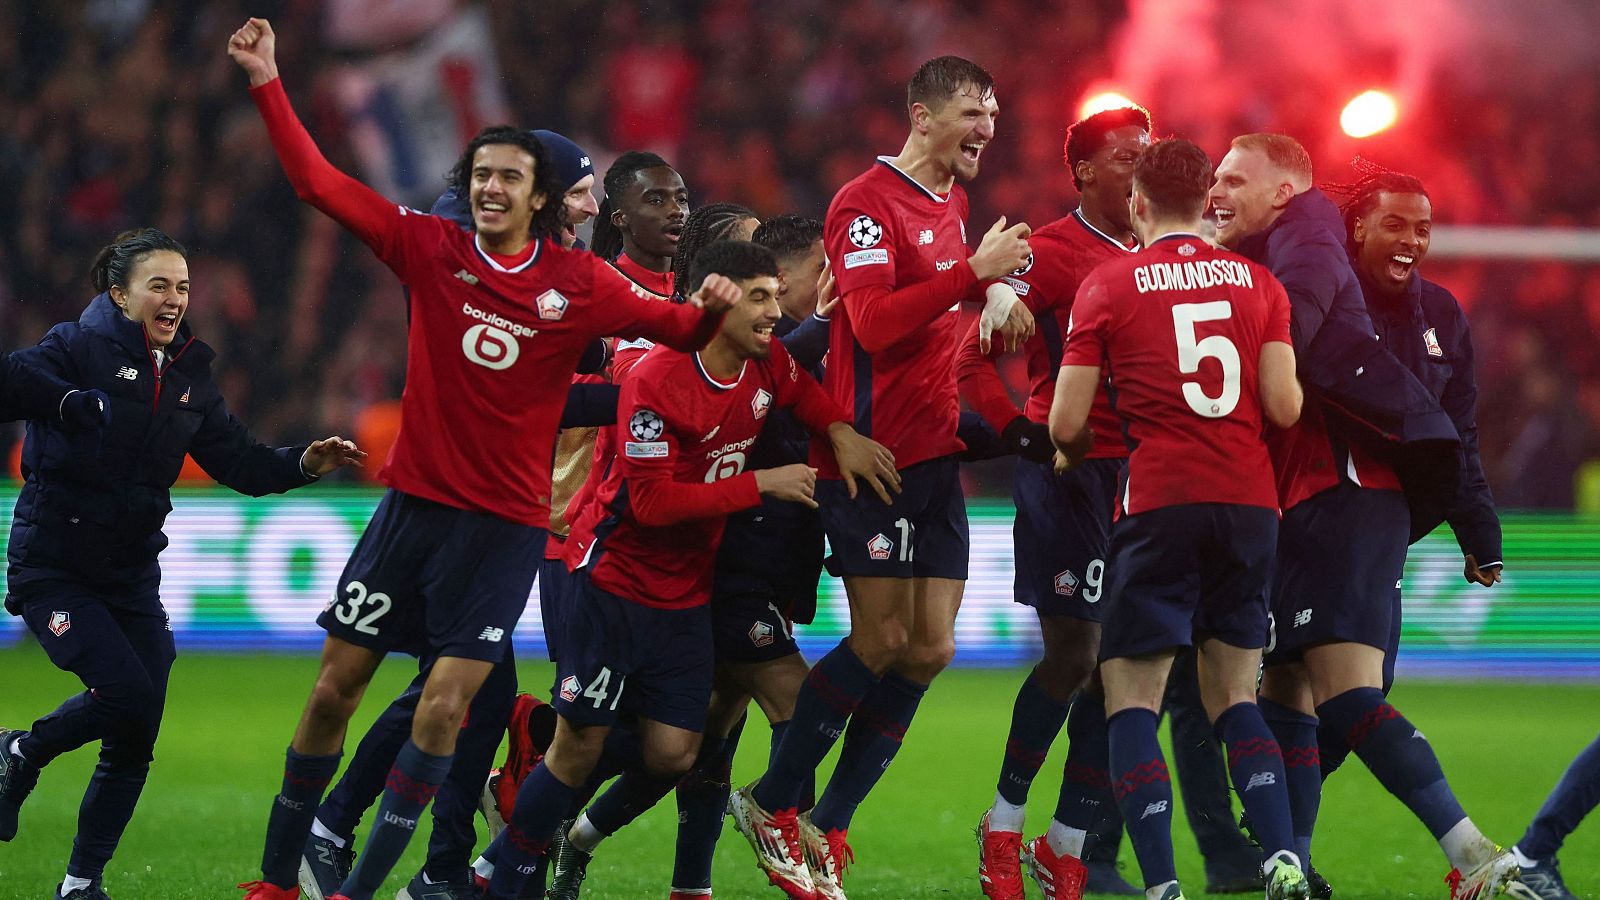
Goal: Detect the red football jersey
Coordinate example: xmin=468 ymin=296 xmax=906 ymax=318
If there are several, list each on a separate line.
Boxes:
xmin=252 ymin=78 xmax=719 ymax=528
xmin=611 ymin=252 xmax=676 ymax=362
xmin=1062 ymin=234 xmax=1292 ymax=515
xmin=814 ymin=158 xmax=977 ymax=475
xmin=958 ymin=209 xmax=1137 ymax=459
xmin=566 ymin=340 xmax=846 ymax=609
xmin=1268 ymin=393 xmax=1402 ymax=509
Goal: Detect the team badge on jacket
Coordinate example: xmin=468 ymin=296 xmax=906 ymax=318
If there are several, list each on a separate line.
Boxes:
xmin=48 ymin=611 xmax=71 ymax=637
xmin=1423 ymin=327 xmax=1443 ymax=357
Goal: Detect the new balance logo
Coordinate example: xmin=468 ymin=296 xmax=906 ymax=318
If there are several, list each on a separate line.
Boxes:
xmin=918 ymin=229 xmax=934 ymax=245
xmin=454 ymin=269 xmax=480 ymax=286
xmin=1294 ymin=608 xmax=1313 ymax=627
xmin=1141 ymin=800 xmax=1169 ymax=820
xmin=1245 ymin=771 xmax=1277 ymax=791
xmin=116 ymin=366 xmax=138 ymax=380
xmin=316 ymin=845 xmax=337 ymax=866
xmin=478 ymin=626 xmax=505 ymax=642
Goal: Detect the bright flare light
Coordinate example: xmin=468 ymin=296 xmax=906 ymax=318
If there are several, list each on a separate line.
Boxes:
xmin=1341 ymin=90 xmax=1398 ymax=138
xmin=1079 ymin=91 xmax=1138 ymax=120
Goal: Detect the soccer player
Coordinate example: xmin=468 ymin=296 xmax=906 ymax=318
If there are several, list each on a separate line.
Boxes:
xmin=1051 ymin=137 xmax=1308 ymax=900
xmin=297 ymin=134 xmax=603 ymax=900
xmin=227 ymin=19 xmax=737 ymax=900
xmin=1336 ymin=168 xmax=1544 ymax=898
xmin=730 ymin=55 xmax=1034 ymax=900
xmin=590 ymin=151 xmax=689 ymax=296
xmin=958 ymin=104 xmax=1147 ymax=900
xmin=672 ymin=203 xmax=764 ymax=292
xmin=0 ymin=228 xmax=364 ymax=900
xmin=1210 ymin=134 xmax=1516 ymax=898
xmin=481 ymin=240 xmax=899 ymax=900
xmin=543 ymin=215 xmax=841 ymax=900
xmin=1509 ymin=734 xmax=1599 ymax=900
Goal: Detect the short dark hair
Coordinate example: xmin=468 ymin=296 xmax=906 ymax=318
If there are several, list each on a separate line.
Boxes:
xmin=1327 ymin=160 xmax=1430 ymax=248
xmin=672 ymin=203 xmax=758 ymax=294
xmin=446 ymin=126 xmax=564 ymax=242
xmin=752 ymin=214 xmax=823 ymax=262
xmin=1132 ymin=138 xmax=1214 ymax=219
xmin=91 ymin=227 xmax=187 ymax=294
xmin=1064 ymin=105 xmax=1153 ymax=189
xmin=591 ymin=150 xmax=675 ymax=261
xmin=907 ymin=56 xmax=994 ymax=114
xmin=686 ymin=240 xmax=779 ymax=295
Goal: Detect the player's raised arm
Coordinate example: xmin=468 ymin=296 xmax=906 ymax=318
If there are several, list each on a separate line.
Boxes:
xmin=229 ymin=18 xmax=404 ymax=257
xmin=590 ymin=261 xmax=734 ymax=355
xmin=831 ymin=209 xmax=1031 ymax=354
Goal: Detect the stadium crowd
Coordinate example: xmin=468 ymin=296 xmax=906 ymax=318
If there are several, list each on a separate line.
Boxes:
xmin=2 ymin=0 xmax=1598 ymax=507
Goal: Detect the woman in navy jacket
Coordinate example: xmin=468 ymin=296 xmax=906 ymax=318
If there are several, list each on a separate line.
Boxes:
xmin=0 ymin=228 xmax=365 ymax=900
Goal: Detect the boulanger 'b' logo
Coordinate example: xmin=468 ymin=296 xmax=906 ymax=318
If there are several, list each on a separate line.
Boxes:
xmin=848 ymin=215 xmax=883 ymax=248
xmin=629 ymin=409 xmax=665 ymax=441
xmin=462 ymin=324 xmax=520 ymax=370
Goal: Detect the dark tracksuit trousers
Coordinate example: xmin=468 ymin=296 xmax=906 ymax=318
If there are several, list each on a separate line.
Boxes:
xmin=13 ymin=569 xmax=174 ymax=881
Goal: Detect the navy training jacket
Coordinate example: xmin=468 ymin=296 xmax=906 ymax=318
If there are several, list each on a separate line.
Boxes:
xmin=1234 ymin=189 xmax=1462 ymax=542
xmin=7 ymin=293 xmax=312 ymax=600
xmin=1362 ymin=271 xmax=1501 ymax=564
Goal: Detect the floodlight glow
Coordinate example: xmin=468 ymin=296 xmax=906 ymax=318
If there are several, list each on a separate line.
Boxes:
xmin=1079 ymin=91 xmax=1138 ymax=120
xmin=1341 ymin=90 xmax=1398 ymax=138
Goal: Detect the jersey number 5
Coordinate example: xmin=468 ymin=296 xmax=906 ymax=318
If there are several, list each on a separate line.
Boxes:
xmin=1172 ymin=301 xmax=1240 ymax=418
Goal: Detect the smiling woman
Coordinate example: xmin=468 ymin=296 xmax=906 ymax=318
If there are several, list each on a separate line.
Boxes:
xmin=0 ymin=227 xmax=367 ymax=899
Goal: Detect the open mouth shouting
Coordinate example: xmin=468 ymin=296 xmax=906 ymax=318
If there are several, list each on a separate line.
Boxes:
xmin=959 ymin=140 xmax=986 ymax=166
xmin=1387 ymin=252 xmax=1416 ymax=282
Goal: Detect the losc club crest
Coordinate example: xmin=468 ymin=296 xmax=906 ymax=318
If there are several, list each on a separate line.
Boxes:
xmin=48 ymin=610 xmax=71 ymax=636
xmin=867 ymin=533 xmax=894 ymax=561
xmin=559 ymin=675 xmax=581 ymax=703
xmin=1054 ymin=570 xmax=1080 ymax=596
xmin=751 ymin=388 xmax=773 ymax=420
xmin=748 ymin=621 xmax=775 ymax=648
xmin=536 ymin=289 xmax=569 ymax=321
xmin=629 ymin=409 xmax=665 ymax=441
xmin=848 ymin=215 xmax=883 ymax=248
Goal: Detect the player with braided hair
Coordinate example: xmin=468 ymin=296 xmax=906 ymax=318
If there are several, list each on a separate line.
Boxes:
xmin=671 ymin=203 xmax=762 ymax=296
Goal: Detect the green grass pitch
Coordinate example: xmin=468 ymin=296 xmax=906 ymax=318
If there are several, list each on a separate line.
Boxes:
xmin=1 ymin=648 xmax=1596 ymax=899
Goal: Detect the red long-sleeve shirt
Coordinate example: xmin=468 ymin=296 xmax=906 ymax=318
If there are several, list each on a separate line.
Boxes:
xmin=250 ymin=78 xmax=721 ymax=528
xmin=566 ymin=340 xmax=846 ymax=608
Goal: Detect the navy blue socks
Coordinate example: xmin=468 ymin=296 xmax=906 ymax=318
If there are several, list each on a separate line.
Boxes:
xmin=1108 ymin=708 xmax=1176 ymax=889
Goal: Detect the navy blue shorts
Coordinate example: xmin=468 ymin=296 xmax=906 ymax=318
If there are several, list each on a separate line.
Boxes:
xmin=820 ymin=455 xmax=968 ymax=580
xmin=1265 ymin=483 xmax=1408 ymax=666
xmin=1013 ymin=457 xmax=1123 ymax=620
xmin=1099 ymin=503 xmax=1279 ymax=661
xmin=712 ymin=588 xmax=800 ymax=665
xmin=537 ymin=553 xmax=575 ymax=662
xmin=318 ymin=489 xmax=547 ymax=663
xmin=554 ymin=572 xmax=713 ymax=732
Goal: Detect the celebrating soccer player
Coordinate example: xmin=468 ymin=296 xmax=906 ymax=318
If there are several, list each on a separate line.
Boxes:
xmin=1051 ymin=138 xmax=1308 ymax=900
xmin=480 ymin=241 xmax=898 ymax=900
xmin=227 ymin=18 xmax=737 ymax=900
xmin=730 ymin=55 xmax=1034 ymax=900
xmin=958 ymin=104 xmax=1147 ymax=900
xmin=0 ymin=228 xmax=365 ymax=900
xmin=1211 ymin=134 xmax=1516 ymax=898
xmin=297 ymin=133 xmax=604 ymax=900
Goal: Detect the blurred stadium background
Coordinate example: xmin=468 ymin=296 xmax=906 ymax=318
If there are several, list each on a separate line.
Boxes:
xmin=3 ymin=0 xmax=1599 ymax=673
